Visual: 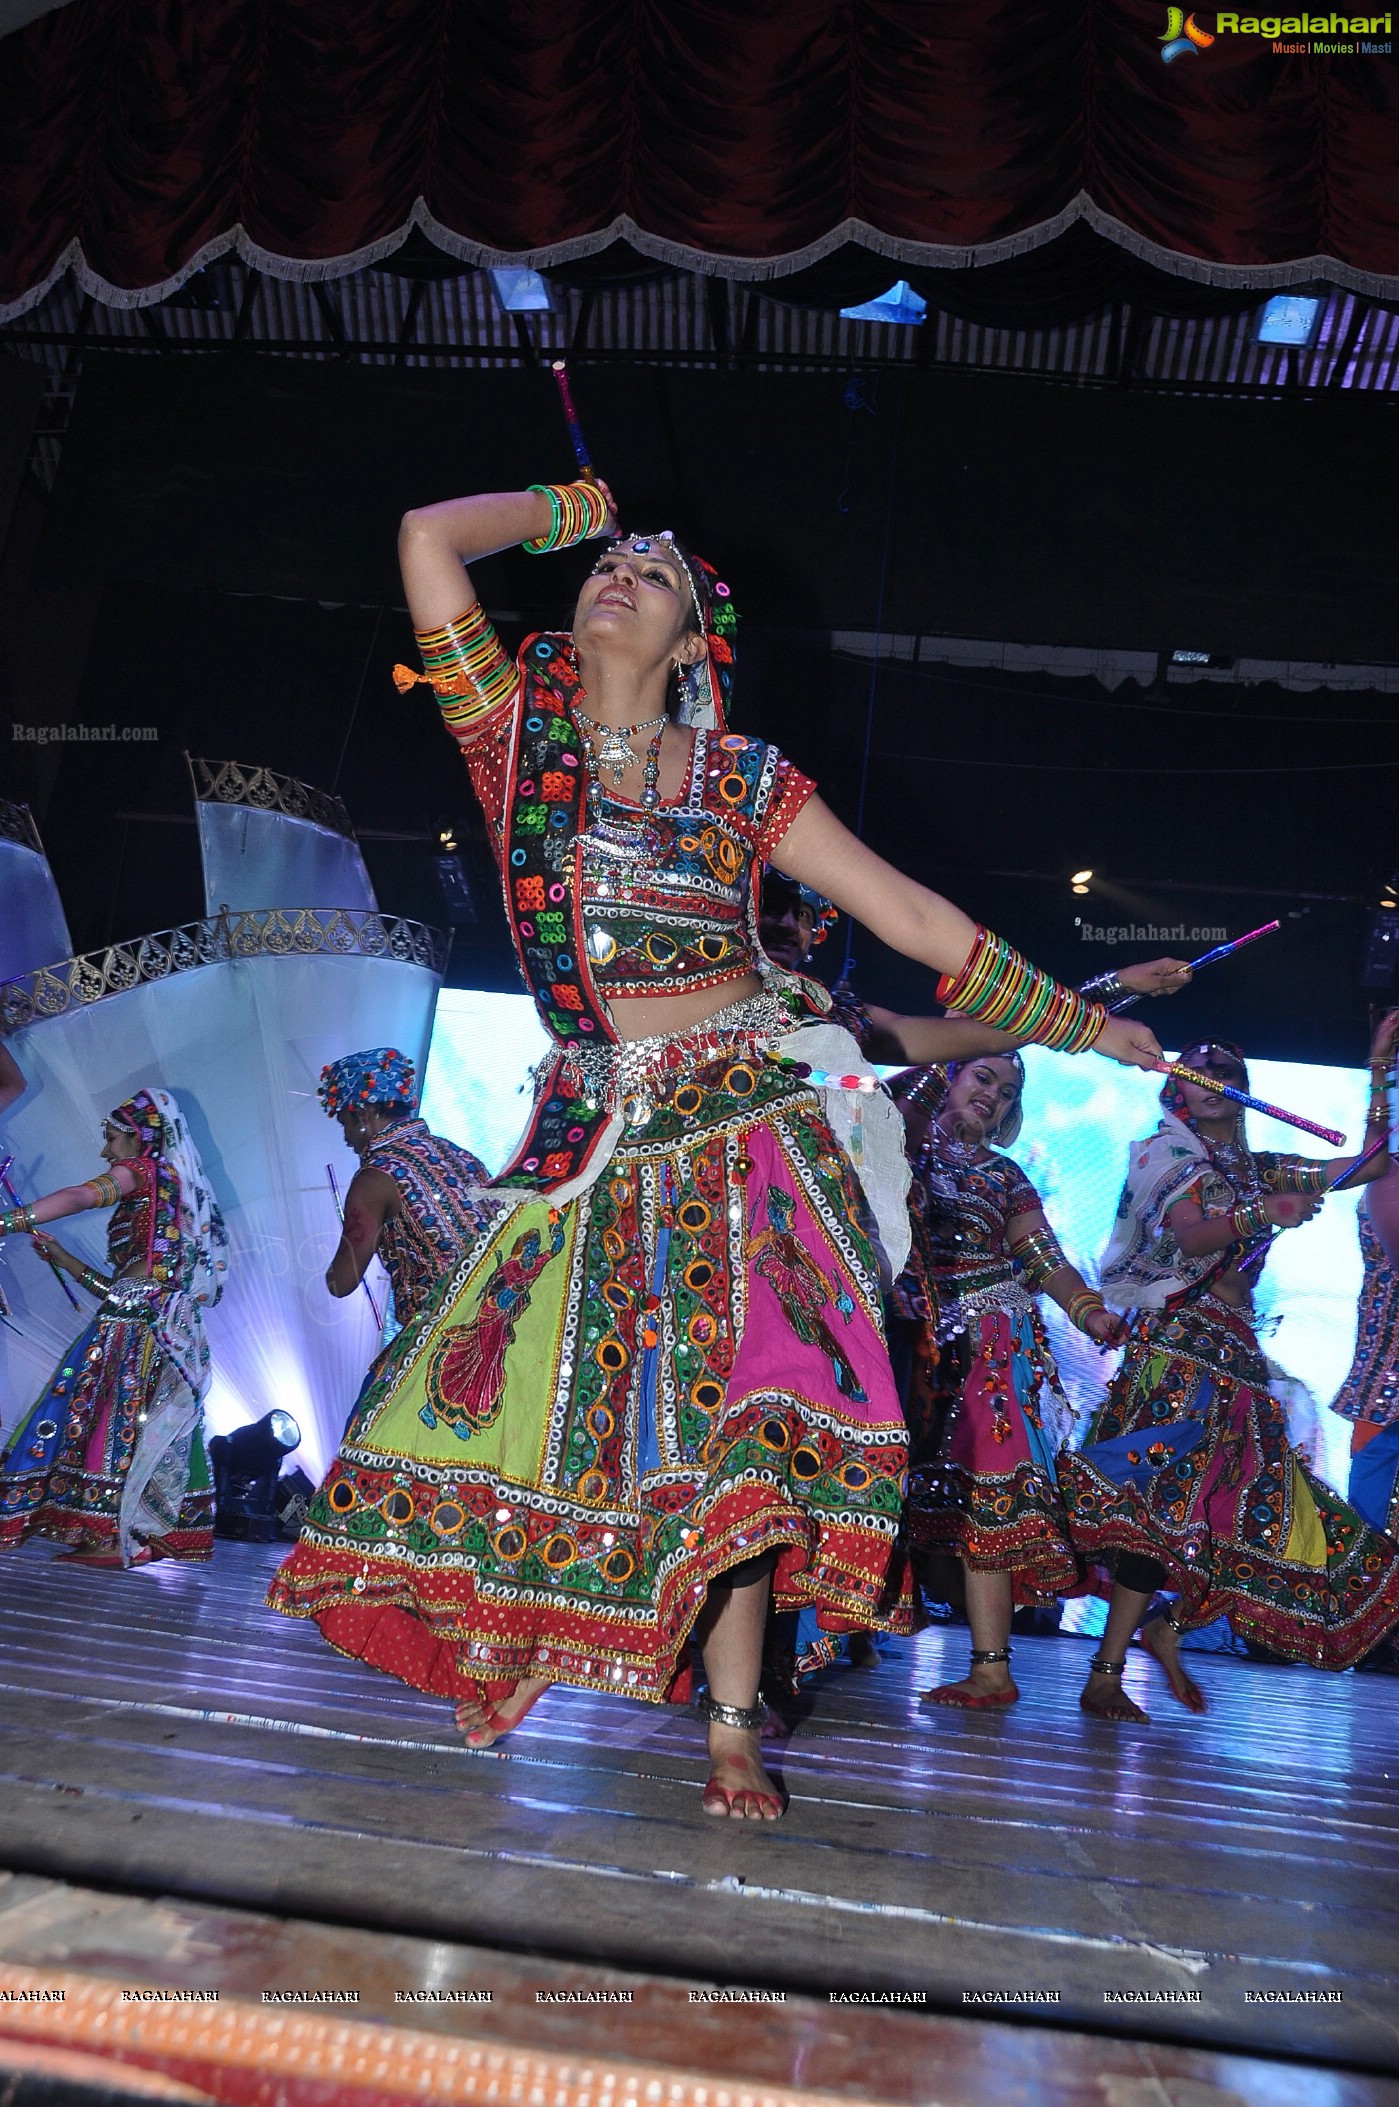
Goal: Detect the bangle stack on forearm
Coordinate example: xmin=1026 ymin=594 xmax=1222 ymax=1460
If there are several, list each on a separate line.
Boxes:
xmin=1066 ymin=1288 xmax=1110 ymax=1334
xmin=938 ymin=926 xmax=1107 ymax=1054
xmin=1009 ymin=1225 xmax=1068 ymax=1291
xmin=0 ymin=1203 xmax=35 ymax=1238
xmin=522 ymin=480 xmax=610 ymax=553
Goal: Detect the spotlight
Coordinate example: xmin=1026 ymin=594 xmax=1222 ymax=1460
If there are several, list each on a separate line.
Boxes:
xmin=488 ymin=267 xmax=555 ymax=314
xmin=1071 ymin=869 xmax=1094 ymax=886
xmin=840 ymin=281 xmax=927 ymax=326
xmin=438 ymin=828 xmax=458 ymax=853
xmin=1255 ymin=293 xmax=1323 ymax=347
xmin=209 ymin=1409 xmax=301 ymax=1541
xmin=1072 ymin=885 xmax=1090 ymax=897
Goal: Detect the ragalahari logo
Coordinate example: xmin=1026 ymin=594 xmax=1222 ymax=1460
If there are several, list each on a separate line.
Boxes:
xmin=1160 ymin=7 xmax=1217 ymax=56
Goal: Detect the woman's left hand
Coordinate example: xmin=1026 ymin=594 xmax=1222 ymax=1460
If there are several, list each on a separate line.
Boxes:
xmin=1369 ymin=1007 xmax=1399 ymax=1065
xmin=1094 ymin=1016 xmax=1164 ymax=1069
xmin=32 ymin=1233 xmax=82 ymax=1276
xmin=1084 ymin=1306 xmax=1128 ymax=1348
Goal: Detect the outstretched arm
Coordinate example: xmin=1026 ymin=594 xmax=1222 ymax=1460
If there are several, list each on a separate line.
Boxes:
xmin=774 ymin=795 xmax=1162 ymax=1069
xmin=0 ymin=1162 xmax=142 ymax=1232
xmin=861 ymin=954 xmax=1192 ymax=1063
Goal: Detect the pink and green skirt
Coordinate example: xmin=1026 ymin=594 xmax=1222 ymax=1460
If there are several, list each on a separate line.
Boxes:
xmin=268 ymin=1055 xmax=915 ymax=1705
xmin=1059 ymin=1293 xmax=1399 ymax=1669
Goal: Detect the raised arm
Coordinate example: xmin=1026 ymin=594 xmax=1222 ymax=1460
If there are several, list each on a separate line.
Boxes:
xmin=398 ymin=482 xmax=617 ymax=630
xmin=773 ymin=795 xmax=1163 ymax=1070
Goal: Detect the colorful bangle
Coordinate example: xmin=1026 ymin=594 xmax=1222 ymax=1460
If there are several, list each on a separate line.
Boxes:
xmin=78 ymin=1266 xmax=108 ymax=1297
xmin=1009 ymin=1225 xmax=1068 ymax=1291
xmin=0 ymin=1203 xmax=36 ymax=1238
xmin=391 ymin=605 xmax=519 ymax=738
xmin=87 ymin=1172 xmax=121 ymax=1208
xmin=1230 ymin=1197 xmax=1270 ymax=1240
xmin=1067 ymin=1288 xmax=1108 ymax=1333
xmin=938 ymin=926 xmax=1108 ymax=1055
xmin=522 ymin=480 xmax=610 ymax=554
xmin=904 ymin=1066 xmax=949 ymax=1118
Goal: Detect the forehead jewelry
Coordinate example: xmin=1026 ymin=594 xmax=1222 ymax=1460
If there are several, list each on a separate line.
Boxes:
xmin=601 ymin=534 xmax=706 ymax=630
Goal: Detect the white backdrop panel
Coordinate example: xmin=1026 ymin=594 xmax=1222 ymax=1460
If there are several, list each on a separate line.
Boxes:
xmin=0 ymin=954 xmax=441 ymax=1481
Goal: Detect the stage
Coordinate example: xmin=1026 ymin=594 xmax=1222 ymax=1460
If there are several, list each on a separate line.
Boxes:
xmin=0 ymin=1542 xmax=1396 ymax=2102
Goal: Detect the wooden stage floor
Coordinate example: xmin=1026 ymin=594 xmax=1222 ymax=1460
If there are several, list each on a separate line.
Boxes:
xmin=0 ymin=1540 xmax=1396 ymax=2087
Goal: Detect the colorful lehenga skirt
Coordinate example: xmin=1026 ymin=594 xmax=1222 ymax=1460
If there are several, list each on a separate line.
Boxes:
xmin=267 ymin=1055 xmax=915 ymax=1704
xmin=0 ymin=1279 xmax=214 ymax=1563
xmin=906 ymin=1287 xmax=1079 ymax=1606
xmin=1058 ymin=1292 xmax=1399 ymax=1668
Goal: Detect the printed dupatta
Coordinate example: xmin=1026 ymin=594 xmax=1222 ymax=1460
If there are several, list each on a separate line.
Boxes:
xmin=492 ymin=636 xmax=619 ymax=1195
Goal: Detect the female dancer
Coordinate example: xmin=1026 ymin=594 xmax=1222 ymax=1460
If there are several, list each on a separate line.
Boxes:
xmin=268 ymin=474 xmax=1161 ymax=1819
xmin=1060 ymin=1027 xmax=1399 ymax=1721
xmin=0 ymin=1089 xmax=228 ymax=1566
xmin=897 ymin=1053 xmax=1124 ymax=1706
xmin=1333 ymin=1143 xmax=1399 ymax=1540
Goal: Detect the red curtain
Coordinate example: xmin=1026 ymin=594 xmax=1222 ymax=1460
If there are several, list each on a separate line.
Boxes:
xmin=3 ymin=0 xmax=1397 ymax=310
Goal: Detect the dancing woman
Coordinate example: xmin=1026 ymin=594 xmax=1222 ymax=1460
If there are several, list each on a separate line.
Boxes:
xmin=1332 ymin=1106 xmax=1399 ymax=1538
xmin=0 ymin=1089 xmax=228 ymax=1566
xmin=1060 ymin=1028 xmax=1399 ymax=1721
xmin=894 ymin=1053 xmax=1124 ymax=1707
xmin=268 ymin=474 xmax=1160 ymax=1819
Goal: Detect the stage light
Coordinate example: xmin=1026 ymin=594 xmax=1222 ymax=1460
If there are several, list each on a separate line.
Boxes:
xmin=209 ymin=1410 xmax=301 ymax=1541
xmin=488 ymin=268 xmax=555 ymax=313
xmin=439 ymin=828 xmax=458 ymax=853
xmin=1071 ymin=869 xmax=1094 ymax=886
xmin=839 ymin=280 xmax=927 ymax=326
xmin=1255 ymin=294 xmax=1322 ymax=347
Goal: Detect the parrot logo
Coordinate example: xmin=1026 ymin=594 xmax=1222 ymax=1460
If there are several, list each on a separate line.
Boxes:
xmin=1160 ymin=7 xmax=1217 ymax=57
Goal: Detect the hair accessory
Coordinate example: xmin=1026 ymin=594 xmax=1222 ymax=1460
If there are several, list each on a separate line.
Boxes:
xmin=318 ymin=1048 xmax=418 ymax=1119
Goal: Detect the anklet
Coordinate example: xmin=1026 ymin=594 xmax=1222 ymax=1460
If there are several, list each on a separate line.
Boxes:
xmin=1089 ymin=1656 xmax=1126 ymax=1675
xmin=969 ymin=1646 xmax=1011 ymax=1665
xmin=697 ymin=1691 xmax=766 ymax=1731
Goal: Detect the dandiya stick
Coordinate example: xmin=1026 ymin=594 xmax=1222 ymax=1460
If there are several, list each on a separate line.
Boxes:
xmin=1105 ymin=919 xmax=1281 ymax=1013
xmin=1162 ymin=1065 xmax=1345 ymax=1148
xmin=549 ymin=360 xmax=598 ymax=484
xmin=326 ymin=1162 xmax=384 ymax=1331
xmin=0 ymin=1152 xmax=81 ymax=1311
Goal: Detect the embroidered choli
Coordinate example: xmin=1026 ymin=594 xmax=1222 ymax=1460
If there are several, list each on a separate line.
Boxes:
xmin=363 ymin=1120 xmax=494 ymax=1324
xmin=902 ymin=1127 xmax=1041 ymax=1338
xmin=442 ymin=626 xmax=815 ymax=1005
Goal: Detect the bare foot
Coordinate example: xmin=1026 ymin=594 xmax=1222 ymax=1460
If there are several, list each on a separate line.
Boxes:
xmin=1140 ymin=1616 xmax=1208 ymax=1713
xmin=1079 ymin=1670 xmax=1149 ymax=1722
xmin=846 ymin=1632 xmax=881 ymax=1669
xmin=922 ymin=1661 xmax=1018 ymax=1709
xmin=454 ymin=1674 xmax=552 ymax=1749
xmin=702 ymin=1722 xmax=784 ymax=1820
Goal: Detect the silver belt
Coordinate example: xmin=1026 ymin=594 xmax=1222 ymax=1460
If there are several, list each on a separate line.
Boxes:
xmin=549 ymin=986 xmax=797 ymax=1119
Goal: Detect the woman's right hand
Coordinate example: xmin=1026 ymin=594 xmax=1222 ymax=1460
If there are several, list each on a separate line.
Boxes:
xmin=1094 ymin=1016 xmax=1164 ymax=1070
xmin=1264 ymin=1192 xmax=1321 ymax=1230
xmin=33 ymin=1232 xmax=83 ymax=1274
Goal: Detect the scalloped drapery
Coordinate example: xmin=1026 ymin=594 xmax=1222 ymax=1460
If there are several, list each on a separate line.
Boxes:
xmin=2 ymin=0 xmax=1398 ymax=317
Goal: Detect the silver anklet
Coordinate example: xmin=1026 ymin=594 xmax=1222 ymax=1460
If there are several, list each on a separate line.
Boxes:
xmin=969 ymin=1646 xmax=1011 ymax=1665
xmin=1089 ymin=1656 xmax=1126 ymax=1675
xmin=697 ymin=1691 xmax=766 ymax=1731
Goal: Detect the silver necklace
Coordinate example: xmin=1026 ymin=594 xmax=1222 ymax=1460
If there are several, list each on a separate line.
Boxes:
xmin=571 ymin=706 xmax=666 ymax=787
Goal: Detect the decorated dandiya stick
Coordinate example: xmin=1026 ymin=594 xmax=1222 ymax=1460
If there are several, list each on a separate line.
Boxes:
xmin=326 ymin=1162 xmax=385 ymax=1331
xmin=0 ymin=1152 xmax=81 ymax=1311
xmin=1104 ymin=919 xmax=1281 ymax=1012
xmin=1234 ymin=1129 xmax=1392 ymax=1283
xmin=549 ymin=361 xmax=598 ymax=485
xmin=1162 ymin=1064 xmax=1345 ymax=1147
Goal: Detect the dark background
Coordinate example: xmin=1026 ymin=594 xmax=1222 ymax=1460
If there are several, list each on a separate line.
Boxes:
xmin=3 ymin=353 xmax=1395 ymax=1065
